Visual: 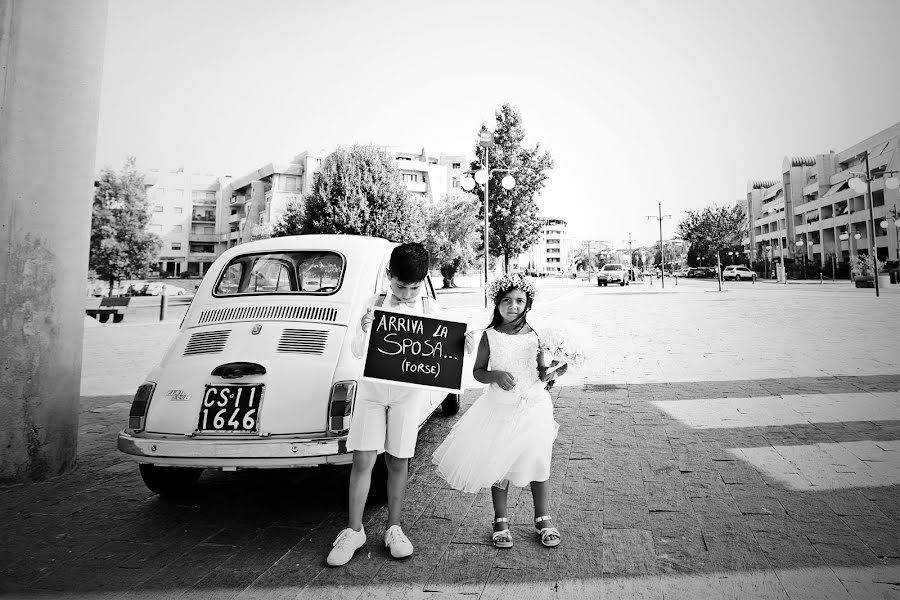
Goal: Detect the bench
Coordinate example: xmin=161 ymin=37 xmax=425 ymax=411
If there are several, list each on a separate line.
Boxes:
xmin=85 ymin=297 xmax=131 ymax=323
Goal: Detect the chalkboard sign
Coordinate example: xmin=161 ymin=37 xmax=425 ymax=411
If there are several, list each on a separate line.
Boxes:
xmin=362 ymin=308 xmax=468 ymax=394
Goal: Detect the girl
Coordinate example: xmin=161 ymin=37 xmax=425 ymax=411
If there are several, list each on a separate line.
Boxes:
xmin=432 ymin=273 xmax=563 ymax=549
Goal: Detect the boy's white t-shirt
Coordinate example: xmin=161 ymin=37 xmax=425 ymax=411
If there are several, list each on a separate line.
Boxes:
xmin=350 ymin=291 xmax=442 ymax=360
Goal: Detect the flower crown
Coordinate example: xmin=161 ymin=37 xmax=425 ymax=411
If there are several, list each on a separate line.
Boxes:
xmin=487 ymin=272 xmax=536 ymax=304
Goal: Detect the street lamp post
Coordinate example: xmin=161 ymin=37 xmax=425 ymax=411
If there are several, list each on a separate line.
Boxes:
xmin=461 ymin=131 xmax=516 ymax=307
xmin=847 ymin=152 xmax=900 ymax=297
xmin=646 ymin=203 xmax=672 ymax=288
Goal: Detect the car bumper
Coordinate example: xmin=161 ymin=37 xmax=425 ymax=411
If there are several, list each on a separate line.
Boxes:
xmin=117 ymin=431 xmax=353 ymax=468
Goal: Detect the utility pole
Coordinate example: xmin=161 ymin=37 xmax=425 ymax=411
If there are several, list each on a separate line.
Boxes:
xmin=622 ymin=233 xmax=634 ymax=282
xmin=646 ymin=203 xmax=672 ymax=288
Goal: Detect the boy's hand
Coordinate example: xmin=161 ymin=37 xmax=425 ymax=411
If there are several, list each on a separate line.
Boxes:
xmin=492 ymin=371 xmax=516 ymax=391
xmin=464 ymin=330 xmax=476 ymax=354
xmin=360 ymin=307 xmax=374 ymax=332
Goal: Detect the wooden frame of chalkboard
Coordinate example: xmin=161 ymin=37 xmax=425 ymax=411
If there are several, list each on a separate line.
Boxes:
xmin=361 ymin=307 xmax=468 ymax=394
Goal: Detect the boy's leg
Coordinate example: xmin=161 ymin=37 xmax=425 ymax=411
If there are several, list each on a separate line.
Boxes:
xmin=348 ymin=450 xmax=378 ymax=530
xmin=383 ymin=453 xmax=409 ymax=527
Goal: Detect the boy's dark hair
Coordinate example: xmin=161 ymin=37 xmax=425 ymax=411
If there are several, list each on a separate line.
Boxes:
xmin=388 ymin=242 xmax=430 ymax=283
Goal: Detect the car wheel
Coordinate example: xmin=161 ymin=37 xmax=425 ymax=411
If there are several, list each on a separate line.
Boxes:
xmin=619 ymin=281 xmax=625 ymax=286
xmin=139 ymin=464 xmax=203 ymax=497
xmin=441 ymin=393 xmax=461 ymax=416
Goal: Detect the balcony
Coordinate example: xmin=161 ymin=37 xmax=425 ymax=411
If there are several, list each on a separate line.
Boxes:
xmin=229 ymin=213 xmax=242 ymax=223
xmin=397 ymin=159 xmax=429 ymax=172
xmin=405 ymin=181 xmax=427 ymax=193
xmin=189 ymin=233 xmax=219 ymax=243
xmin=192 ymin=215 xmax=215 ymax=223
xmin=230 ymin=195 xmax=247 ymax=205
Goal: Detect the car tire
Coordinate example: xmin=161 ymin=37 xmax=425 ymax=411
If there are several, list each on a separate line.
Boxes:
xmin=441 ymin=393 xmax=461 ymax=416
xmin=619 ymin=281 xmax=625 ymax=286
xmin=139 ymin=464 xmax=203 ymax=497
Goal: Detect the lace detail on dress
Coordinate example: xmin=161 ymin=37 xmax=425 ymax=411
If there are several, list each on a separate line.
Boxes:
xmin=485 ymin=329 xmax=542 ymax=391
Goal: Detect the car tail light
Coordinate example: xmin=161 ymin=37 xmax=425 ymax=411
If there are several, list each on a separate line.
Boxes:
xmin=128 ymin=383 xmax=155 ymax=431
xmin=328 ymin=381 xmax=356 ymax=434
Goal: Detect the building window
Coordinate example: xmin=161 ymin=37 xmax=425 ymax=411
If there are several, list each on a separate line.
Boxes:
xmin=452 ymin=177 xmax=460 ymax=188
xmin=452 ymin=162 xmax=461 ymax=169
xmin=190 ymin=243 xmax=215 ymax=253
xmin=153 ymin=205 xmax=164 ymax=212
xmin=150 ymin=224 xmax=162 ymax=233
xmin=171 ymin=242 xmax=182 ymax=251
xmin=153 ymin=188 xmax=166 ymax=199
xmin=173 ymin=207 xmax=183 ymax=214
xmin=547 ymin=248 xmax=560 ymax=254
xmin=402 ymin=173 xmax=419 ymax=183
xmin=546 ymin=239 xmax=560 ymax=245
xmin=173 ymin=225 xmax=183 ymax=232
xmin=175 ymin=189 xmax=184 ymax=199
xmin=547 ymin=257 xmax=561 ymax=263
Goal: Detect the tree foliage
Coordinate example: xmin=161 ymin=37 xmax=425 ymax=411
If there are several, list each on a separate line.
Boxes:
xmin=677 ymin=204 xmax=747 ymax=266
xmin=425 ymin=193 xmax=480 ymax=288
xmin=90 ymin=157 xmax=161 ymax=292
xmin=271 ymin=200 xmax=303 ymax=237
xmin=288 ymin=145 xmax=426 ymax=242
xmin=470 ymin=104 xmax=553 ymax=271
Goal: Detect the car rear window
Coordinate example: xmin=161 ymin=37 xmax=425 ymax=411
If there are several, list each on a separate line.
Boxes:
xmin=214 ymin=251 xmax=345 ymax=296
xmin=603 ymin=265 xmax=622 ymax=270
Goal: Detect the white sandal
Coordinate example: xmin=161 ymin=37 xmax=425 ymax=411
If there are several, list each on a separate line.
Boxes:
xmin=535 ymin=515 xmax=560 ymax=547
xmin=491 ymin=517 xmax=513 ymax=548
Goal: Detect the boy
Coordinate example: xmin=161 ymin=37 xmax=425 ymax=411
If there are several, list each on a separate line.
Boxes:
xmin=326 ymin=242 xmax=438 ymax=566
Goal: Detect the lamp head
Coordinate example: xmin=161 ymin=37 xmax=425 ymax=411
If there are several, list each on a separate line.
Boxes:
xmin=854 ymin=233 xmax=861 ymax=240
xmin=885 ymin=176 xmax=900 ymax=190
xmin=461 ymin=177 xmax=476 ymax=191
xmin=501 ymin=175 xmax=516 ymax=190
xmin=474 ymin=169 xmax=489 ymax=185
xmin=848 ymin=177 xmax=867 ymax=194
xmin=795 ymin=240 xmax=803 ymax=247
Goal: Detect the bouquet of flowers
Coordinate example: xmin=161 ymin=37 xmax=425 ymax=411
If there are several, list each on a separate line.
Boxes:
xmin=537 ymin=327 xmax=586 ymax=375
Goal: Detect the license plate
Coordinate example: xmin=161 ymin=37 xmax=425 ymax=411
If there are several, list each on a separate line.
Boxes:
xmin=197 ymin=384 xmax=264 ymax=433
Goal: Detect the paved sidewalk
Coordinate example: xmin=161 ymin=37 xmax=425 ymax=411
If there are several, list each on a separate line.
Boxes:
xmin=2 ymin=283 xmax=898 ymax=599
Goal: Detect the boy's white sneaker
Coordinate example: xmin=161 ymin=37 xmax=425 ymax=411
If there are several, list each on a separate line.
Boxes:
xmin=327 ymin=526 xmax=366 ymax=566
xmin=384 ymin=525 xmax=414 ymax=558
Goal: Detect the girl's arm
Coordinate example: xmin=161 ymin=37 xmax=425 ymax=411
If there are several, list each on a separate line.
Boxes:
xmin=473 ymin=332 xmax=516 ymax=389
xmin=537 ymin=349 xmax=549 ymax=382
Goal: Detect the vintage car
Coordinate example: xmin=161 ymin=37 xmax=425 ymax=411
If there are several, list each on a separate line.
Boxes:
xmin=118 ymin=235 xmax=460 ymax=496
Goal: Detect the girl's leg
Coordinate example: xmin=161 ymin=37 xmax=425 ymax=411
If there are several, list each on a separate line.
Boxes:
xmin=491 ymin=481 xmax=509 ymax=532
xmin=348 ymin=450 xmax=378 ymax=530
xmin=383 ymin=453 xmax=409 ymax=527
xmin=531 ymin=479 xmax=554 ymax=530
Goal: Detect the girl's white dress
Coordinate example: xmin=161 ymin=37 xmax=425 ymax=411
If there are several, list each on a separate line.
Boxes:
xmin=432 ymin=328 xmax=559 ymax=493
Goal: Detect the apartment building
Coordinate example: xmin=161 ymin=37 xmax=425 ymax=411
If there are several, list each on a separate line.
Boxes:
xmin=517 ymin=217 xmax=576 ymax=274
xmin=219 ymin=151 xmax=322 ymax=250
xmin=143 ymin=169 xmax=221 ymax=277
xmin=747 ymin=123 xmax=900 ymax=267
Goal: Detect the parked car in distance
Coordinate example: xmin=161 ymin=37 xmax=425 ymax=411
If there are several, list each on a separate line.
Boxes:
xmin=117 ymin=234 xmax=460 ymax=498
xmin=597 ymin=263 xmax=629 ymax=286
xmin=686 ymin=267 xmax=705 ymax=278
xmin=673 ymin=267 xmax=690 ymax=277
xmin=144 ymin=282 xmax=187 ymax=296
xmin=722 ymin=265 xmax=757 ymax=281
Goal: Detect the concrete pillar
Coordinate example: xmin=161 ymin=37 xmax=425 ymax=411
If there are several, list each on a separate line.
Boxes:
xmin=0 ymin=0 xmax=108 ymax=483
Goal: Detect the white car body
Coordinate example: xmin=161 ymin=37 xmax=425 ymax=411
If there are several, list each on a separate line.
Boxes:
xmin=722 ymin=265 xmax=757 ymax=281
xmin=597 ymin=263 xmax=628 ymax=286
xmin=117 ymin=235 xmax=451 ymax=480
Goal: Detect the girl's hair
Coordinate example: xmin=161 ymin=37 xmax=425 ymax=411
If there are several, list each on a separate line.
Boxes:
xmin=486 ymin=273 xmax=536 ymax=333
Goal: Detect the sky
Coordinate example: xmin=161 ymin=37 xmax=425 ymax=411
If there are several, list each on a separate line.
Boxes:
xmin=95 ymin=0 xmax=900 ymax=247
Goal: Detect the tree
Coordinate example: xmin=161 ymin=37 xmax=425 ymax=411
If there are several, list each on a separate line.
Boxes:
xmin=271 ymin=199 xmax=303 ymax=237
xmin=90 ymin=157 xmax=162 ymax=295
xmin=677 ymin=204 xmax=747 ymax=266
xmin=290 ymin=145 xmax=426 ymax=242
xmin=425 ymin=193 xmax=480 ymax=288
xmin=470 ymin=104 xmax=553 ymax=272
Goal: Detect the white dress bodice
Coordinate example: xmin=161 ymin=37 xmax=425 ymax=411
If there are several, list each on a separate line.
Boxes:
xmin=485 ymin=328 xmax=542 ymax=391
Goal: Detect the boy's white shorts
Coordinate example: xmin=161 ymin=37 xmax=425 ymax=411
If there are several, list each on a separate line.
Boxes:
xmin=346 ymin=382 xmax=425 ymax=459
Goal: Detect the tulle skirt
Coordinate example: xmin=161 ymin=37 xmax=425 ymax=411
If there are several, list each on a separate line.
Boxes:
xmin=432 ymin=381 xmax=558 ymax=493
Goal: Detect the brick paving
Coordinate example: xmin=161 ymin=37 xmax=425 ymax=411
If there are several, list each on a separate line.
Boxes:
xmin=2 ymin=281 xmax=899 ymax=599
